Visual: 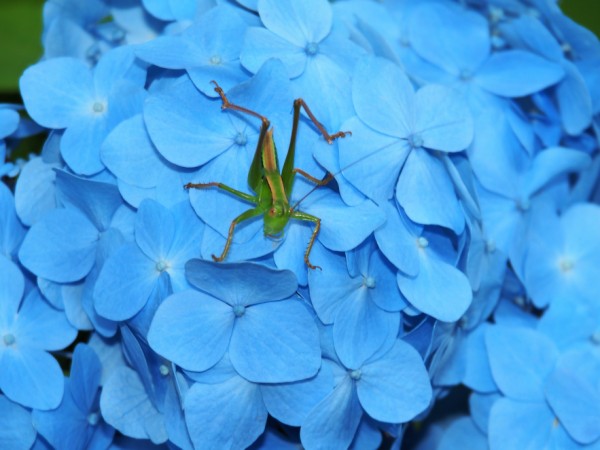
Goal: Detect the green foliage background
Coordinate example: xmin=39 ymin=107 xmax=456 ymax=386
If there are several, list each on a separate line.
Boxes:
xmin=0 ymin=0 xmax=598 ymax=94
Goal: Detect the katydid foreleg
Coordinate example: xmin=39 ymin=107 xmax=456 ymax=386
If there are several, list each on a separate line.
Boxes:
xmin=290 ymin=210 xmax=322 ymax=270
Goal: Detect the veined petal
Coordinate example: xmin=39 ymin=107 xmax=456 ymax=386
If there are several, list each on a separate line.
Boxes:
xmin=18 ymin=208 xmax=99 ymax=283
xmin=148 ymin=290 xmax=234 ymax=372
xmin=0 ymin=348 xmax=64 ymax=410
xmin=185 ymin=375 xmax=267 ymax=450
xmin=19 ymin=57 xmax=94 ymax=129
xmin=230 ymin=300 xmax=320 ymax=383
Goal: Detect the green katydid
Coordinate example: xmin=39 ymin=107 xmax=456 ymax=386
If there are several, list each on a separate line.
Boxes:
xmin=184 ymin=81 xmax=350 ymax=269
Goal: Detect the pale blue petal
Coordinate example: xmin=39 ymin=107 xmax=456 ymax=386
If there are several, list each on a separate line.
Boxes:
xmin=147 ymin=290 xmax=233 ymax=371
xmin=397 ymin=247 xmax=472 ymax=323
xmin=414 ymin=85 xmax=473 ymax=152
xmin=93 ymin=46 xmax=146 ymax=94
xmin=60 ymin=115 xmax=108 ymax=175
xmin=261 ymin=362 xmax=334 ymax=426
xmin=409 ymin=2 xmax=490 ymax=75
xmin=0 ymin=109 xmax=19 ymax=138
xmin=438 ymin=417 xmax=487 ymax=450
xmin=18 ymin=209 xmax=98 ymax=283
xmin=185 ymin=375 xmax=267 ymax=450
xmin=185 ymin=259 xmax=298 ymax=306
xmin=94 ymin=244 xmax=158 ymax=321
xmin=54 ymin=170 xmax=122 ymax=231
xmin=338 ymin=117 xmax=409 ymax=204
xmin=14 ymin=157 xmax=59 ymax=226
xmin=241 ymin=27 xmax=307 ymax=78
xmin=0 ymin=258 xmax=24 ymax=321
xmin=300 ymin=376 xmax=363 ymax=450
xmin=0 ymin=395 xmax=36 ymax=450
xmin=258 ymin=0 xmax=332 ymax=46
xmin=475 ymin=50 xmax=565 ymax=97
xmin=0 ymin=348 xmax=64 ymax=410
xmin=308 ymin=242 xmax=359 ymax=323
xmin=135 ymin=199 xmax=175 ymax=261
xmin=396 ymin=149 xmax=465 ymax=233
xmin=488 ymin=399 xmax=554 ymax=450
xmin=523 ymin=147 xmax=590 ymax=198
xmin=334 ymin=294 xmax=400 ymax=369
xmin=144 ymin=77 xmax=232 ymax=168
xmin=374 ymin=201 xmax=421 ymax=276
xmin=358 ymin=340 xmax=431 ymax=423
xmin=230 ymin=300 xmax=320 ymax=383
xmin=100 ymin=366 xmax=167 ymax=444
xmin=485 ymin=325 xmax=558 ymax=401
xmin=463 ymin=324 xmax=497 ymax=393
xmin=101 ymin=115 xmax=166 ymax=188
xmin=19 ymin=57 xmax=94 ymax=128
xmin=557 ymin=61 xmax=593 ymax=135
xmin=545 ymin=349 xmax=600 ymax=444
xmin=352 ymin=57 xmax=414 ymax=138
xmin=13 ymin=289 xmax=76 ymax=351
xmin=301 ymin=189 xmax=386 ymax=252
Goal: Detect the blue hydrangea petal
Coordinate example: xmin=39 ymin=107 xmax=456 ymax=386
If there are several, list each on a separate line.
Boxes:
xmin=437 ymin=416 xmax=487 ymax=450
xmin=69 ymin=344 xmax=102 ymax=412
xmin=0 ymin=258 xmax=24 ymax=321
xmin=135 ymin=199 xmax=175 ymax=261
xmin=463 ymin=324 xmax=497 ymax=393
xmin=101 ymin=115 xmax=165 ymax=188
xmin=13 ymin=289 xmax=76 ymax=351
xmin=0 ymin=348 xmax=64 ymax=410
xmin=148 ymin=290 xmax=233 ymax=372
xmin=55 ymin=170 xmax=122 ymax=231
xmin=488 ymin=399 xmax=555 ymax=450
xmin=260 ymin=362 xmax=334 ymax=426
xmin=144 ymin=78 xmax=233 ymax=168
xmin=0 ymin=108 xmax=19 ymax=138
xmin=93 ymin=46 xmax=145 ymax=95
xmin=414 ymin=85 xmax=473 ymax=152
xmin=185 ymin=259 xmax=298 ymax=306
xmin=358 ymin=339 xmax=431 ymax=423
xmin=230 ymin=300 xmax=320 ymax=383
xmin=374 ymin=201 xmax=421 ymax=276
xmin=300 ymin=376 xmax=363 ymax=450
xmin=352 ymin=57 xmax=414 ymax=138
xmin=557 ymin=61 xmax=594 ymax=135
xmin=258 ymin=0 xmax=332 ymax=46
xmin=301 ymin=189 xmax=386 ymax=252
xmin=334 ymin=294 xmax=400 ymax=369
xmin=397 ymin=247 xmax=472 ymax=323
xmin=100 ymin=366 xmax=167 ymax=444
xmin=185 ymin=374 xmax=267 ymax=450
xmin=338 ymin=116 xmax=410 ymax=204
xmin=545 ymin=349 xmax=600 ymax=444
xmin=485 ymin=325 xmax=558 ymax=401
xmin=523 ymin=147 xmax=590 ymax=198
xmin=475 ymin=50 xmax=565 ymax=97
xmin=562 ymin=203 xmax=600 ymax=260
xmin=410 ymin=2 xmax=490 ymax=75
xmin=94 ymin=244 xmax=158 ymax=321
xmin=308 ymin=242 xmax=360 ymax=323
xmin=241 ymin=27 xmax=307 ymax=78
xmin=59 ymin=114 xmax=105 ymax=175
xmin=14 ymin=156 xmax=59 ymax=226
xmin=396 ymin=149 xmax=464 ymax=233
xmin=273 ymin=221 xmax=312 ymax=286
xmin=19 ymin=57 xmax=94 ymax=128
xmin=18 ymin=209 xmax=99 ymax=283
xmin=0 ymin=395 xmax=37 ymax=450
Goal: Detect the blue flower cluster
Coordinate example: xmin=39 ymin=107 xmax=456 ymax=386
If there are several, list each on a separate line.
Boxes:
xmin=1 ymin=0 xmax=600 ymax=448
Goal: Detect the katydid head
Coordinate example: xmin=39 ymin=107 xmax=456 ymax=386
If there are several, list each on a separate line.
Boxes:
xmin=263 ymin=202 xmax=290 ymax=238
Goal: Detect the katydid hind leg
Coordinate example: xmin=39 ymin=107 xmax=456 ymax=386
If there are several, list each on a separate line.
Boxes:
xmin=210 ymin=80 xmax=272 ymax=194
